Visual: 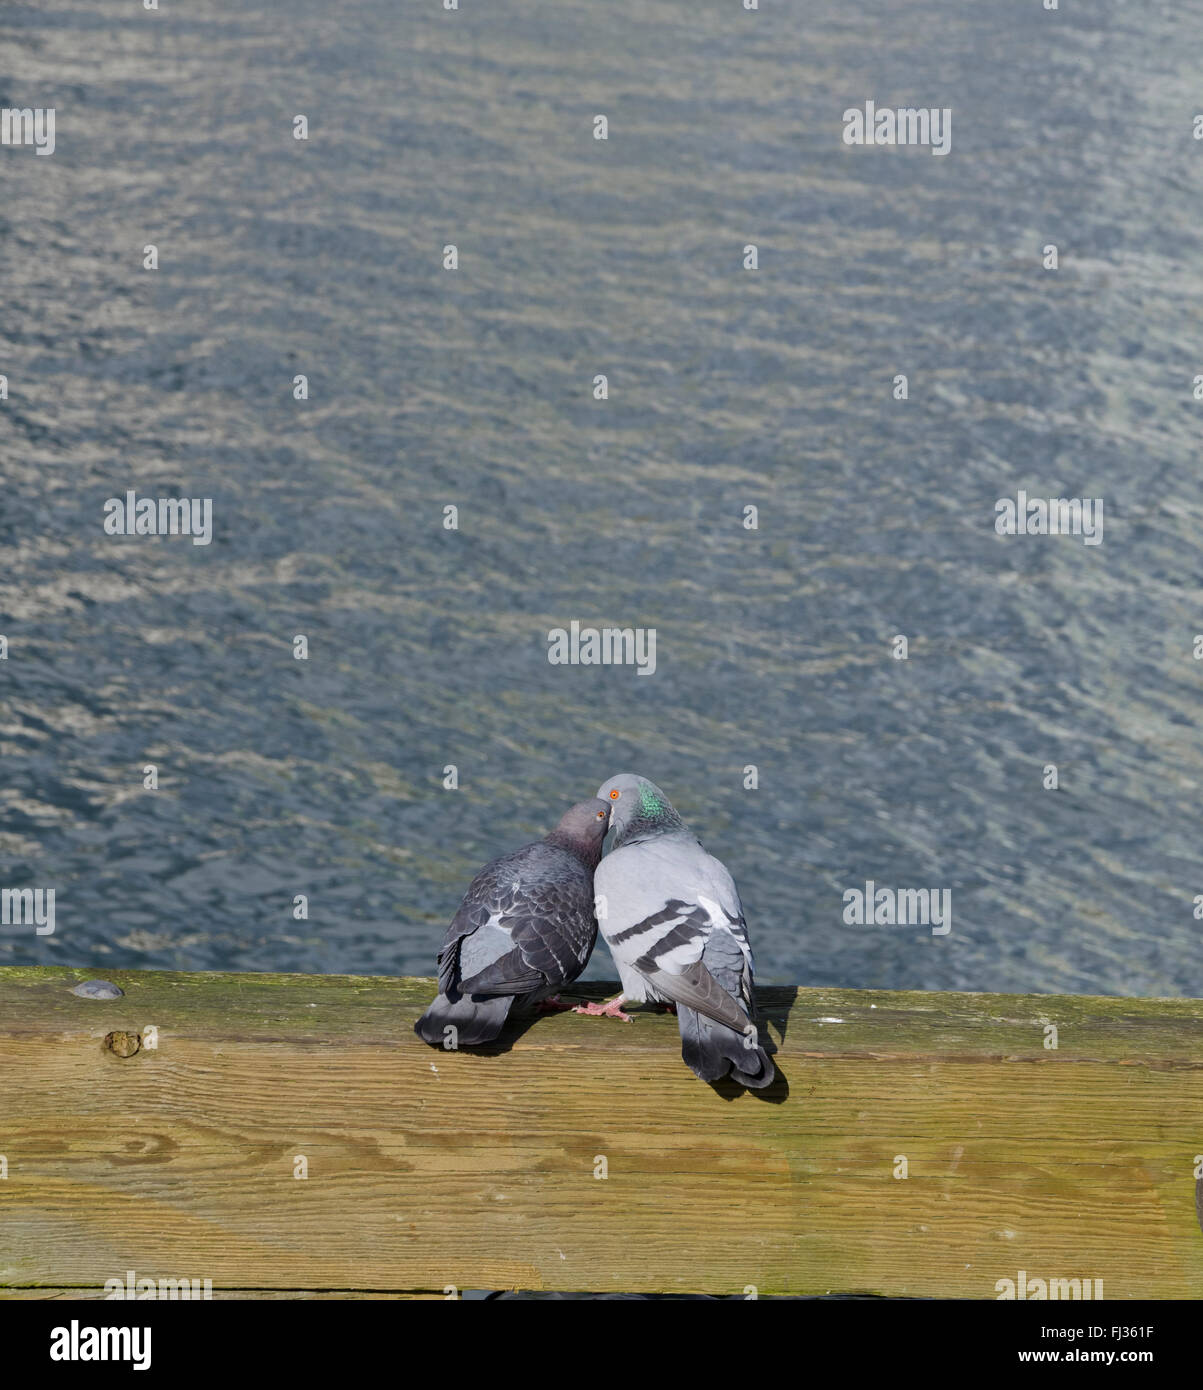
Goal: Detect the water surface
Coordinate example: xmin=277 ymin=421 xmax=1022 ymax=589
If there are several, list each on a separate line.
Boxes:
xmin=2 ymin=0 xmax=1201 ymax=998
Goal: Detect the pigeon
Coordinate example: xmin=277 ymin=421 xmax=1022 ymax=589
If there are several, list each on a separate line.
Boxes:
xmin=577 ymin=774 xmax=775 ymax=1089
xmin=414 ymin=799 xmax=611 ymax=1048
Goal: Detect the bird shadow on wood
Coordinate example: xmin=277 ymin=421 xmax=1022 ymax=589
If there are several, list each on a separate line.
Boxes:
xmin=699 ymin=987 xmax=793 ymax=1103
xmin=457 ymin=1009 xmax=556 ymax=1055
xmin=705 ymin=1014 xmax=790 ymax=1103
xmin=756 ymin=985 xmax=798 ymax=1046
xmin=706 ymin=1064 xmax=789 ymax=1104
xmin=446 ymin=989 xmax=798 ymax=1083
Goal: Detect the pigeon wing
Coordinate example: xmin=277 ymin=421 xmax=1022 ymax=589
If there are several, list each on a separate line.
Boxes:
xmin=457 ymin=846 xmax=597 ymax=997
xmin=643 ymin=958 xmax=753 ymax=1034
xmin=597 ymin=836 xmax=755 ymax=1032
xmin=435 ymin=850 xmax=530 ymax=995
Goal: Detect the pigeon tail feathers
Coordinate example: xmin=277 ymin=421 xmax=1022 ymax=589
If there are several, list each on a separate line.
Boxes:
xmin=678 ymin=1006 xmax=775 ymax=1088
xmin=414 ymin=992 xmax=513 ymax=1048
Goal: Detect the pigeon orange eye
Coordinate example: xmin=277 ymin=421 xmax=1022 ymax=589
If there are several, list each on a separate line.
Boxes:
xmin=609 ymin=789 xmax=621 ymax=800
xmin=596 ymin=810 xmax=605 ymax=820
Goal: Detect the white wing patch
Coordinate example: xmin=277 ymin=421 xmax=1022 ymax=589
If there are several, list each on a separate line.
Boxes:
xmin=696 ymin=894 xmax=724 ymax=927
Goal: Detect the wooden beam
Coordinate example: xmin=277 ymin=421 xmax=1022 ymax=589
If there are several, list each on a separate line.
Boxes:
xmin=1 ymin=965 xmax=1201 ymax=1298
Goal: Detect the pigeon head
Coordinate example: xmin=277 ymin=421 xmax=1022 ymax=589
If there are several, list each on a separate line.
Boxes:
xmin=545 ymin=798 xmax=612 ymax=868
xmin=596 ymin=773 xmax=685 ymax=848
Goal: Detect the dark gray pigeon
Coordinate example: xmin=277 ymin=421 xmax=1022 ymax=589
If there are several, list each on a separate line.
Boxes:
xmin=415 ymin=799 xmax=611 ymax=1048
xmin=577 ymin=774 xmax=775 ymax=1089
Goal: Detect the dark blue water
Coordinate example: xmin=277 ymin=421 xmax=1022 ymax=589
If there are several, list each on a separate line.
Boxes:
xmin=2 ymin=0 xmax=1201 ymax=998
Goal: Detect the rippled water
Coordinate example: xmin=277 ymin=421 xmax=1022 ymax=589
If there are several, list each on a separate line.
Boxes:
xmin=2 ymin=0 xmax=1201 ymax=998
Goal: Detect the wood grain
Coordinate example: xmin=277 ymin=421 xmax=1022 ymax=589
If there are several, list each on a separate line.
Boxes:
xmin=1 ymin=966 xmax=1201 ymax=1297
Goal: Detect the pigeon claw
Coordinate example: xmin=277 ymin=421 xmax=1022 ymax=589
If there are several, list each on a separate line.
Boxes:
xmin=572 ymin=996 xmax=632 ymax=1022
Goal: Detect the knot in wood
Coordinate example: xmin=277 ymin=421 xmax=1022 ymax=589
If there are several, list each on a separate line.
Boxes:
xmin=103 ymin=1031 xmax=142 ymax=1058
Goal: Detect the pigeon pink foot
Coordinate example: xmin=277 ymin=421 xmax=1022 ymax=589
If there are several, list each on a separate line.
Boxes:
xmin=572 ymin=994 xmax=632 ymax=1022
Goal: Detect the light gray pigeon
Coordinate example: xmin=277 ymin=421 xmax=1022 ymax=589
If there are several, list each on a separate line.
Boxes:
xmin=415 ymin=799 xmax=611 ymax=1048
xmin=577 ymin=774 xmax=775 ymax=1089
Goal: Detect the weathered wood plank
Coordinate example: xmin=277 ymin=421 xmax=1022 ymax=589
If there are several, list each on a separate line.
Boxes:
xmin=1 ymin=966 xmax=1201 ymax=1297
